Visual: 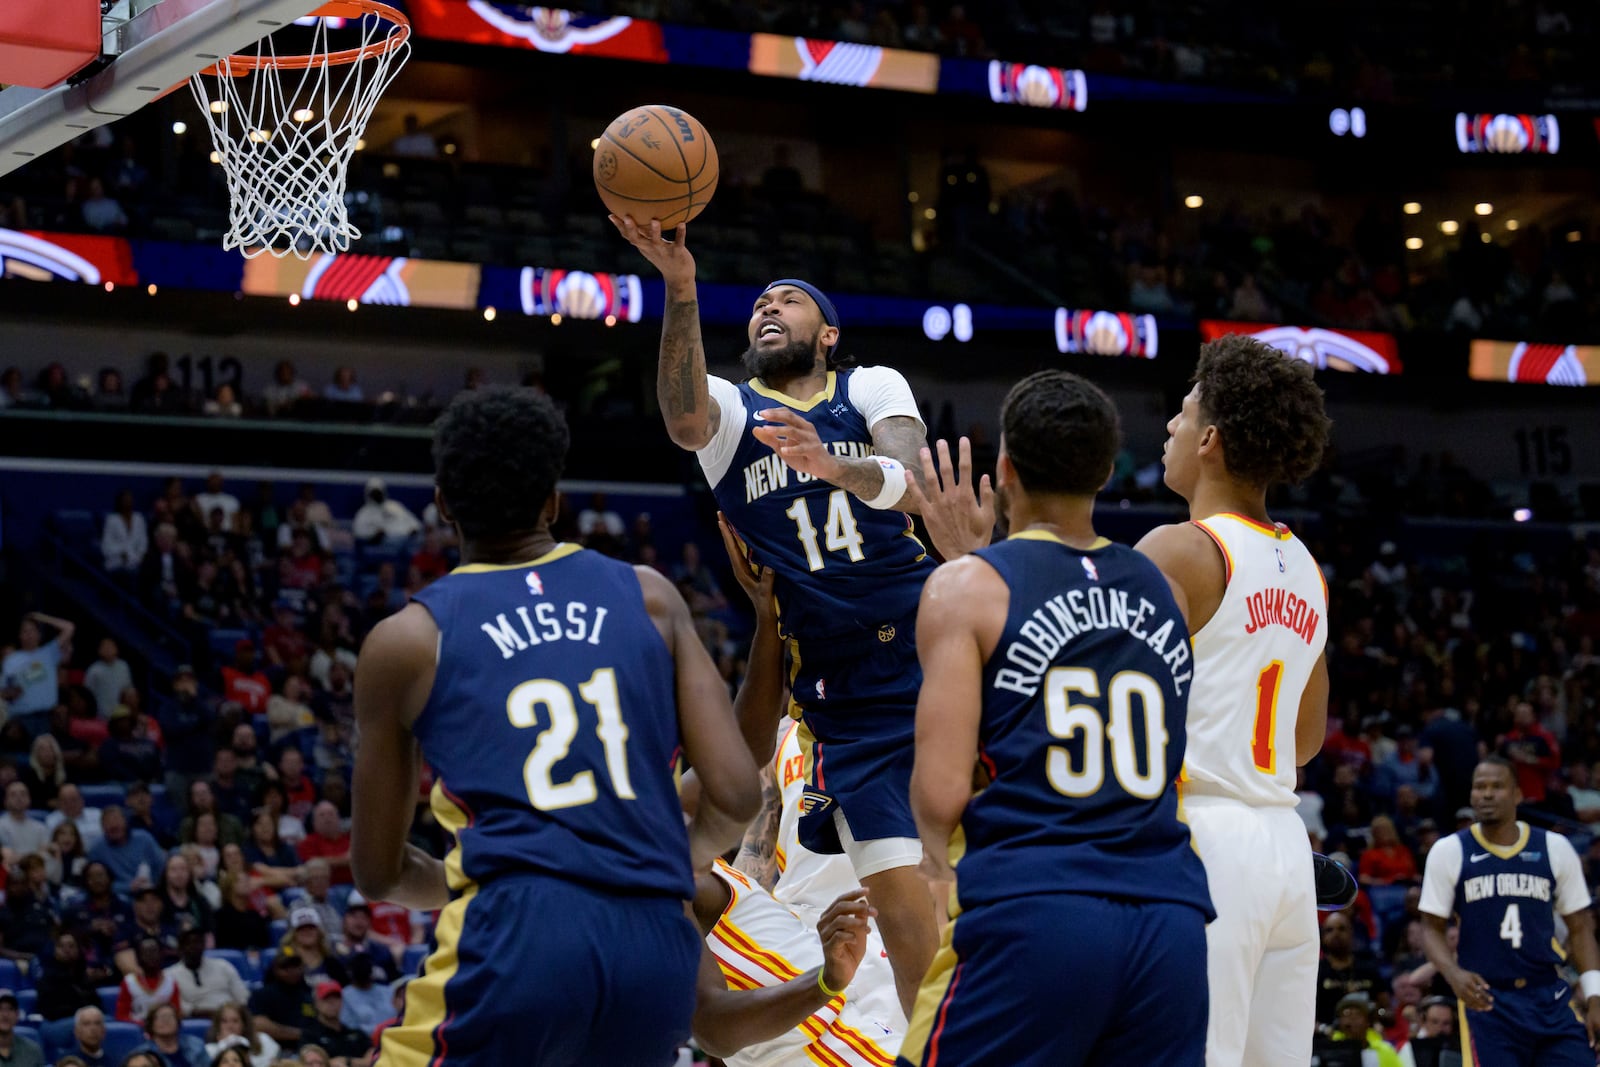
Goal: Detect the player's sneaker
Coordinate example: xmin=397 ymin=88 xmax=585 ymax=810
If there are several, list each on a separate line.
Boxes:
xmin=1313 ymin=852 xmax=1358 ymax=911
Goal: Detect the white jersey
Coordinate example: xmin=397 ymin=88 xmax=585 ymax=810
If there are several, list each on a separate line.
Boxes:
xmin=1183 ymin=513 xmax=1328 ymax=808
xmin=772 ymin=720 xmax=860 ymax=926
xmin=706 ymin=861 xmax=902 ymax=1067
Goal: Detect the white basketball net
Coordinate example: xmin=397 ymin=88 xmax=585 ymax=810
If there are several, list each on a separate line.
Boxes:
xmin=188 ymin=7 xmax=410 ymax=259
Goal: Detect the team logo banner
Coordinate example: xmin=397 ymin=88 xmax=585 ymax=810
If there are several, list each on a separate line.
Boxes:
xmin=748 ymin=34 xmax=939 ymax=92
xmin=405 ymin=2 xmax=668 ymax=60
xmin=519 ymin=267 xmax=642 ymax=321
xmin=1199 ymin=321 xmax=1401 ymax=374
xmin=1054 ymin=309 xmax=1158 ymax=357
xmin=0 ymin=229 xmax=136 ymax=286
xmin=987 ymin=62 xmax=1086 ymax=110
xmin=1470 ymin=340 xmax=1594 ymax=386
xmin=1455 ymin=113 xmax=1560 ymax=154
xmin=242 ymin=253 xmax=481 ymax=308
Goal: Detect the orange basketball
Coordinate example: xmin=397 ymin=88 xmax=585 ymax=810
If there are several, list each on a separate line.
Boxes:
xmin=594 ymin=105 xmax=719 ymax=229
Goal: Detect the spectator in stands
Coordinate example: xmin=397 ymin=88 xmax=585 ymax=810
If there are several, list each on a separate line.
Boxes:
xmin=1316 ymin=910 xmax=1385 ymax=1024
xmin=1327 ymin=994 xmax=1402 ymax=1066
xmin=243 ymin=813 xmax=301 ymax=885
xmin=250 ymin=951 xmax=313 ymax=1050
xmin=255 ymin=785 xmax=302 ymax=854
xmin=139 ymin=525 xmax=193 ymax=617
xmin=218 ymin=645 xmax=269 ymax=720
xmin=38 ymin=932 xmax=103 ymax=1022
xmin=366 ymin=562 xmax=405 ymax=619
xmin=280 ymin=908 xmax=342 ymax=986
xmin=153 ymin=666 xmax=213 ymax=799
xmin=296 ymin=863 xmax=338 ymax=937
xmin=332 ymin=896 xmax=397 ymax=980
xmin=0 ymin=989 xmax=43 ymax=1067
xmin=264 ymin=680 xmax=313 ymax=749
xmin=135 ymin=1000 xmax=207 ymax=1067
xmin=99 ymin=706 xmax=162 ymax=784
xmin=1358 ymin=815 xmax=1420 ymax=886
xmin=180 ymin=783 xmax=243 ymax=851
xmin=102 ymin=493 xmax=149 ymax=581
xmin=83 ymin=641 xmax=133 ymax=722
xmin=163 ymin=927 xmax=245 ymax=1022
xmin=116 ymin=936 xmax=182 ymax=1021
xmin=64 ymin=863 xmax=128 ymax=985
xmin=184 ymin=815 xmax=220 ymax=882
xmin=211 ymin=871 xmax=271 ymax=952
xmin=321 ymin=368 xmax=362 ymax=404
xmin=1398 ymin=994 xmax=1454 ymax=1067
xmin=350 ymin=479 xmax=419 ymax=546
xmin=260 ymin=363 xmax=310 ymax=417
xmin=63 ymin=1006 xmax=109 ymax=1066
xmin=204 ymin=1003 xmax=278 ymax=1067
xmin=46 ymin=784 xmax=102 ymax=848
xmin=21 ymin=735 xmax=67 ymax=810
xmin=46 ymin=819 xmax=89 ymax=888
xmin=1497 ymin=699 xmax=1560 ymax=805
xmin=294 ymin=805 xmax=349 ymax=887
xmin=261 ymin=606 xmax=306 ymax=674
xmin=207 ymin=752 xmax=252 ymax=829
xmin=6 ymin=853 xmax=61 ymax=958
xmin=203 ymin=384 xmax=243 ymax=419
xmin=297 ymin=983 xmax=368 ymax=1063
xmin=389 ymin=115 xmax=438 ymax=159
xmin=0 ymin=780 xmax=48 ymax=858
xmin=2 ymin=611 xmax=76 ymax=736
xmin=335 ymin=954 xmax=388 ymax=1038
xmin=117 ymin=888 xmax=180 ymax=974
xmin=80 ymin=179 xmax=128 ymax=233
xmin=46 ymin=706 xmax=96 ymax=783
xmin=275 ymin=752 xmax=314 ymax=829
xmin=194 ymin=475 xmax=240 ymax=530
xmin=672 ymin=542 xmax=728 ymax=616
xmin=407 ymin=532 xmax=448 ymax=586
xmin=576 ymin=494 xmax=624 ymax=545
xmin=124 ymin=783 xmax=175 ymax=851
xmin=226 ymin=726 xmax=269 ymax=802
xmin=158 ymin=855 xmax=211 ymax=936
xmin=89 ymin=806 xmax=166 ymax=896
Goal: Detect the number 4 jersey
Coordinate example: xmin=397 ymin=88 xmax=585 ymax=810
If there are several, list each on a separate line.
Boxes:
xmin=955 ymin=532 xmax=1214 ymax=919
xmin=409 ymin=545 xmax=694 ymax=899
xmin=700 ymin=368 xmax=933 ymax=643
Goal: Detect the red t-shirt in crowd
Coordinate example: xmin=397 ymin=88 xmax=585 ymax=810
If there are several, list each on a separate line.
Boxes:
xmin=264 ymin=623 xmax=309 ymax=666
xmin=298 ymin=831 xmax=353 ymax=884
xmin=1357 ymin=845 xmax=1418 ymax=885
xmin=369 ymin=900 xmax=412 ymax=945
xmin=283 ymin=775 xmax=318 ymax=820
xmin=222 ymin=667 xmax=271 ymax=714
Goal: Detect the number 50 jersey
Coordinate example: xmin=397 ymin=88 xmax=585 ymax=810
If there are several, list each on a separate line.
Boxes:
xmin=409 ymin=545 xmax=693 ymax=900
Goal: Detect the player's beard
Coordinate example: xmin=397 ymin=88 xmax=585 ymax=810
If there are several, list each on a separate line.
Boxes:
xmin=741 ymin=333 xmax=819 ymax=382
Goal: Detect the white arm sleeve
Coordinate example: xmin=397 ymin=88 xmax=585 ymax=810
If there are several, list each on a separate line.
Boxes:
xmin=1549 ymin=832 xmax=1593 ymax=916
xmin=1419 ymin=834 xmax=1464 ymax=918
xmin=846 ymin=366 xmax=924 ymax=431
xmin=695 ymin=375 xmax=749 ymax=487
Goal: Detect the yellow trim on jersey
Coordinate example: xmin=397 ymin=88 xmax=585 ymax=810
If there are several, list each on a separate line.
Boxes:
xmin=377 ymin=881 xmax=480 ymax=1067
xmin=1553 ymin=935 xmax=1567 ymax=960
xmin=787 ymin=636 xmax=806 ymax=721
xmin=1190 ymin=519 xmax=1234 ymax=586
xmin=775 ymin=842 xmax=788 ymax=874
xmin=1457 ymin=1000 xmax=1475 ymax=1067
xmin=899 ymin=916 xmax=959 ymax=1067
xmin=797 ymin=717 xmax=819 ymax=785
xmin=1175 ymin=772 xmax=1201 ymax=859
xmin=1212 ymin=511 xmax=1288 ymax=538
xmin=450 ymin=542 xmax=582 ymax=574
xmin=1005 ymin=529 xmax=1113 ymax=550
xmin=1470 ymin=822 xmax=1530 ymax=860
xmin=749 ymin=371 xmax=838 ymax=411
xmin=431 ymin=781 xmax=472 ymax=893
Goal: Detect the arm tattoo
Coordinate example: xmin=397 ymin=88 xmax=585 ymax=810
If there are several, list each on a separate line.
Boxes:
xmin=733 ymin=766 xmax=782 ymax=891
xmin=658 ymin=297 xmax=714 ymax=444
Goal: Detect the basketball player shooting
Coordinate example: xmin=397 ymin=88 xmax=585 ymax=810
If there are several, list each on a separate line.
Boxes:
xmin=612 ymin=215 xmax=947 ymax=1015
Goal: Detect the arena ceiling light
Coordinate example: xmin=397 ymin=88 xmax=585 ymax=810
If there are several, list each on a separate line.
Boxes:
xmin=1403 ymin=202 xmax=1422 ymax=214
xmin=1184 ymin=195 xmax=1203 ymax=209
xmin=1474 ymin=202 xmax=1493 ymax=215
xmin=1440 ymin=220 xmax=1460 ymax=235
xmin=1405 ymin=237 xmax=1423 ymax=250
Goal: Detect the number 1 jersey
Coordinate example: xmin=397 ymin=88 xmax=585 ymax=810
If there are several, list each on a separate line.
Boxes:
xmin=409 ymin=545 xmax=693 ymax=899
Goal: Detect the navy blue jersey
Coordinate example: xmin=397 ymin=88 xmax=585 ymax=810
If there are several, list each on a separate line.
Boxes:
xmin=410 ymin=545 xmax=692 ymax=900
xmin=1451 ymin=824 xmax=1565 ymax=985
xmin=706 ymin=369 xmax=933 ymax=641
xmin=953 ymin=532 xmax=1214 ymax=919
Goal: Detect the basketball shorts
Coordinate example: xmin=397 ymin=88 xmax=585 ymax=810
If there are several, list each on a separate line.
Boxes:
xmin=896 ymin=893 xmax=1209 ymax=1067
xmin=377 ymin=874 xmax=700 ymax=1067
xmin=1459 ymin=979 xmax=1593 ymax=1067
xmin=790 ymin=618 xmax=921 ymax=857
xmin=1183 ymin=795 xmax=1319 ymax=1067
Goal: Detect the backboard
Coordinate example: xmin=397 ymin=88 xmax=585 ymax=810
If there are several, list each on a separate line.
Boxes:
xmin=0 ymin=0 xmax=320 ymax=178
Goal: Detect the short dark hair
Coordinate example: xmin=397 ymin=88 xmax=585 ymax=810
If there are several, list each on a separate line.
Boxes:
xmin=1477 ymin=755 xmax=1518 ymax=783
xmin=1000 ymin=370 xmax=1121 ymax=496
xmin=433 ymin=386 xmax=569 ymax=540
xmin=1193 ymin=334 xmax=1331 ymax=488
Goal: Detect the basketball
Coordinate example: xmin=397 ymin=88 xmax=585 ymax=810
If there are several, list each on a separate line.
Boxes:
xmin=593 ymin=104 xmax=719 ymax=229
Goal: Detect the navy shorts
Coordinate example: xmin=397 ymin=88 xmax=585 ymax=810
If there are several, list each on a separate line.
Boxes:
xmin=897 ymin=894 xmax=1210 ymax=1067
xmin=1460 ymin=979 xmax=1594 ymax=1067
xmin=377 ymin=875 xmax=700 ymax=1067
xmin=789 ymin=619 xmax=921 ymax=851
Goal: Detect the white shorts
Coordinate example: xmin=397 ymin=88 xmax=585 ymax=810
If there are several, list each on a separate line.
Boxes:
xmin=1185 ymin=795 xmax=1318 ymax=1067
xmin=835 ymin=808 xmax=922 ymax=880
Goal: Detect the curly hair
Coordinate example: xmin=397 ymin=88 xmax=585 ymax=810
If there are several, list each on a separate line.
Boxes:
xmin=1001 ymin=370 xmax=1121 ymax=495
xmin=433 ymin=386 xmax=569 ymax=540
xmin=1193 ymin=334 xmax=1331 ymax=488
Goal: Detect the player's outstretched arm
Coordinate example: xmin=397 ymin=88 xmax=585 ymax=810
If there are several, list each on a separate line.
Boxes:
xmin=692 ymin=889 xmax=874 ymax=1058
xmin=610 ymin=216 xmax=721 ymax=450
xmin=902 ymin=438 xmax=997 ymax=560
xmin=1134 ymin=522 xmax=1228 ymax=634
xmin=350 ymin=604 xmax=449 ymax=912
xmin=639 ymin=566 xmax=762 ymax=872
xmin=910 ymin=559 xmax=992 ymax=881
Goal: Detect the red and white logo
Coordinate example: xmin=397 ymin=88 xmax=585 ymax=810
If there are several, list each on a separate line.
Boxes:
xmin=792 ymin=39 xmax=884 ymax=85
xmin=526 ymin=572 xmax=544 ymax=596
xmin=1081 ymin=557 xmax=1099 ymax=582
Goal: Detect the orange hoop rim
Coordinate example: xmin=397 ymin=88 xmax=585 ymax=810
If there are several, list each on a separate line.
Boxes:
xmin=199 ymin=0 xmax=409 ymax=77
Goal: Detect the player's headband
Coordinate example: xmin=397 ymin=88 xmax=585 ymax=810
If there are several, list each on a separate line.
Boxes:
xmin=761 ymin=278 xmax=839 ymax=355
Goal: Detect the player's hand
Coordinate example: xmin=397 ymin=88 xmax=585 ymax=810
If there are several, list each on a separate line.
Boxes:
xmin=817 ymin=888 xmax=875 ymax=994
xmin=1446 ymin=966 xmax=1494 ymax=1012
xmin=753 ymin=409 xmax=842 ymax=482
xmin=1586 ymin=995 xmax=1600 ymax=1049
xmin=903 ymin=438 xmax=996 ymax=561
xmin=608 ymin=215 xmax=695 ymax=290
xmin=717 ymin=514 xmax=776 ymax=619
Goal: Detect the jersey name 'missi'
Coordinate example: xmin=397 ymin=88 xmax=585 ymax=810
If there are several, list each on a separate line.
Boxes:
xmin=994 ymin=589 xmax=1191 ymax=698
xmin=1242 ymin=587 xmax=1321 ymax=645
xmin=743 ymin=441 xmax=875 ymax=504
xmin=1463 ymin=872 xmax=1552 ymax=903
xmin=480 ymin=602 xmax=609 ymax=659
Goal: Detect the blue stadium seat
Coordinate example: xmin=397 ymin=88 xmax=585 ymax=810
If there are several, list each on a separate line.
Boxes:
xmin=38 ymin=1018 xmax=74 ymax=1059
xmin=96 ymin=986 xmax=118 ymax=1015
xmin=180 ymin=1018 xmax=210 ymax=1041
xmin=0 ymin=960 xmax=30 ymax=991
xmin=209 ymin=628 xmax=252 ymax=661
xmin=15 ymin=990 xmax=35 ymax=1015
xmin=402 ymin=944 xmax=429 ymax=976
xmin=206 ymin=948 xmax=258 ymax=983
xmin=13 ymin=1025 xmax=38 ymax=1052
xmin=102 ymin=1021 xmax=143 ymax=1063
xmin=25 ymin=811 xmax=48 ymax=825
xmin=78 ymin=784 xmax=127 ymax=809
xmin=269 ymin=920 xmax=288 ymax=945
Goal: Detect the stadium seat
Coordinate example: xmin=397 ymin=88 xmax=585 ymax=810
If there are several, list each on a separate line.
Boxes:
xmin=269 ymin=920 xmax=288 ymax=944
xmin=206 ymin=948 xmax=258 ymax=983
xmin=15 ymin=990 xmax=34 ymax=1014
xmin=96 ymin=986 xmax=118 ymax=1015
xmin=13 ymin=1025 xmax=38 ymax=1051
xmin=181 ymin=1018 xmax=210 ymax=1040
xmin=402 ymin=944 xmax=429 ymax=976
xmin=78 ymin=784 xmax=127 ymax=808
xmin=102 ymin=1021 xmax=143 ymax=1062
xmin=209 ymin=628 xmax=252 ymax=661
xmin=38 ymin=1017 xmax=74 ymax=1058
xmin=0 ymin=959 xmax=31 ymax=990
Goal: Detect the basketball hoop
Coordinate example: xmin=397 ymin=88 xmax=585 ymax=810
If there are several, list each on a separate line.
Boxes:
xmin=188 ymin=1 xmax=410 ymax=259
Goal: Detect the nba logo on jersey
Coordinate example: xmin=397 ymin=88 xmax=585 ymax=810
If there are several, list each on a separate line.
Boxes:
xmin=525 ymin=572 xmax=544 ymax=595
xmin=815 ymin=679 xmax=827 ymax=700
xmin=1274 ymin=547 xmax=1286 ymax=573
xmin=1081 ymin=557 xmax=1099 ymax=582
